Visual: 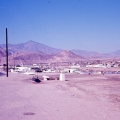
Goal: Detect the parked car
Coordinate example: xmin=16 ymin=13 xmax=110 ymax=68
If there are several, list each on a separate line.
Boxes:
xmin=31 ymin=67 xmax=42 ymax=72
xmin=35 ymin=68 xmax=42 ymax=72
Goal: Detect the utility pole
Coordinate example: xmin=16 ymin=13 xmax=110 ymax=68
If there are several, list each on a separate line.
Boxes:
xmin=6 ymin=28 xmax=8 ymax=77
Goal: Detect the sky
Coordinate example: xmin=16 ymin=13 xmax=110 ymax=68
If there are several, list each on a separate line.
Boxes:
xmin=0 ymin=0 xmax=120 ymax=53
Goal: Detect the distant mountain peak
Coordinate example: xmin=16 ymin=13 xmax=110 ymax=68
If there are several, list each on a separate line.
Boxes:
xmin=28 ymin=40 xmax=34 ymax=42
xmin=25 ymin=40 xmax=39 ymax=44
xmin=0 ymin=40 xmax=61 ymax=55
xmin=26 ymin=40 xmax=37 ymax=43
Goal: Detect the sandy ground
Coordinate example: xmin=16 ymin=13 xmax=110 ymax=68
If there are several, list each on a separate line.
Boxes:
xmin=0 ymin=71 xmax=120 ymax=120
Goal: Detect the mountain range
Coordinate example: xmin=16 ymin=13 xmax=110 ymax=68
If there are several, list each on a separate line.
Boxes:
xmin=0 ymin=40 xmax=120 ymax=65
xmin=0 ymin=40 xmax=61 ymax=54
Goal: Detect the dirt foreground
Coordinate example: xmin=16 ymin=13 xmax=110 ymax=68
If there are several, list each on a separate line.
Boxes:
xmin=0 ymin=72 xmax=120 ymax=120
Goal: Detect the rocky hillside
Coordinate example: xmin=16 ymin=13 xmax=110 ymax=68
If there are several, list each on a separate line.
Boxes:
xmin=4 ymin=51 xmax=52 ymax=65
xmin=49 ymin=50 xmax=85 ymax=62
xmin=0 ymin=47 xmax=6 ymax=57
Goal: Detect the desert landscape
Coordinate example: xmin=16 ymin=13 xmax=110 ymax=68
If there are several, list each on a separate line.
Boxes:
xmin=0 ymin=71 xmax=120 ymax=120
xmin=0 ymin=40 xmax=120 ymax=120
xmin=1 ymin=0 xmax=120 ymax=119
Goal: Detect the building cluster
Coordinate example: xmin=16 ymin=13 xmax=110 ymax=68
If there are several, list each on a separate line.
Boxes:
xmin=0 ymin=59 xmax=120 ymax=75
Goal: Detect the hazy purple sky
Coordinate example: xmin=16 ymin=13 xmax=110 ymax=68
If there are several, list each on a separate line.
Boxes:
xmin=0 ymin=0 xmax=120 ymax=53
